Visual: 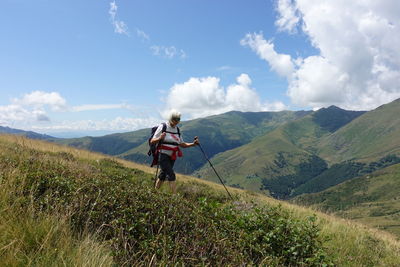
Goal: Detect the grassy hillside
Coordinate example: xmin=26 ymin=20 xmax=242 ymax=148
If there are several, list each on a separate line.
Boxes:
xmin=0 ymin=134 xmax=330 ymax=265
xmin=193 ymin=123 xmax=315 ymax=196
xmin=318 ymin=98 xmax=400 ymax=163
xmin=195 ymin=107 xmax=364 ymax=198
xmin=1 ymin=134 xmax=399 ymax=266
xmin=293 ymin=163 xmax=400 ymax=238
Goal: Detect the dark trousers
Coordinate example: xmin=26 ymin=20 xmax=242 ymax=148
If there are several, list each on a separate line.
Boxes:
xmin=158 ymin=153 xmax=176 ymax=181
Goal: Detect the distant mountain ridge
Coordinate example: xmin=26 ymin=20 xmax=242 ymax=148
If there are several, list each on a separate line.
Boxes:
xmin=0 ymin=126 xmax=56 ymax=140
xmin=311 ymin=105 xmax=365 ymax=133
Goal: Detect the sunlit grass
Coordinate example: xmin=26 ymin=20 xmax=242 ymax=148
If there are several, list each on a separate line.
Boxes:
xmin=0 ymin=153 xmax=113 ymax=266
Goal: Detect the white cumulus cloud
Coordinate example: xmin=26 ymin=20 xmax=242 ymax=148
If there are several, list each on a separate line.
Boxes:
xmin=0 ymin=105 xmax=35 ymax=124
xmin=163 ymin=74 xmax=287 ymax=119
xmin=0 ymin=91 xmax=67 ymax=126
xmin=242 ymin=0 xmax=400 ymax=110
xmin=13 ymin=91 xmax=67 ymax=111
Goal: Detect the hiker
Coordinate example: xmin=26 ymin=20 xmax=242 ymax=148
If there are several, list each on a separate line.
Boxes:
xmin=150 ymin=110 xmax=199 ymax=194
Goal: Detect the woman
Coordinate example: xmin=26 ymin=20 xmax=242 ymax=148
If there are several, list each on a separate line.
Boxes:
xmin=150 ymin=110 xmax=199 ymax=194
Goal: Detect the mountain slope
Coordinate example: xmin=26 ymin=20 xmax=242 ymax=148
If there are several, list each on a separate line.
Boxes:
xmin=195 ymin=106 xmax=364 ymax=198
xmin=194 ymin=121 xmax=317 ymax=195
xmin=311 ymin=105 xmax=365 ymax=133
xmin=194 ymin=100 xmax=400 ymax=199
xmin=293 ymin=163 xmax=400 ymax=237
xmin=318 ymin=98 xmax=400 ymax=163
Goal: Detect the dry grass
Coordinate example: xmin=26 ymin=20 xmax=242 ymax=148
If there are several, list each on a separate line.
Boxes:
xmin=0 ymin=139 xmax=114 ymax=267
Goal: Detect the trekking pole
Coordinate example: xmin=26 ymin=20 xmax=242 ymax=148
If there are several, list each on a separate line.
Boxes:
xmin=195 ymin=138 xmax=234 ymax=201
xmin=154 ymin=140 xmax=163 ymax=185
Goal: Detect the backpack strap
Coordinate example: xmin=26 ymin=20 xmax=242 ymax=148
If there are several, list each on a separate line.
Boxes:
xmin=164 ymin=126 xmax=180 ymax=136
xmin=161 ymin=122 xmax=167 ymax=133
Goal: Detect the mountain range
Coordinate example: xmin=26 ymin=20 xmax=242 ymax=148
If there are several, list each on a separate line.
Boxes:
xmin=2 ymin=98 xmax=400 ymax=236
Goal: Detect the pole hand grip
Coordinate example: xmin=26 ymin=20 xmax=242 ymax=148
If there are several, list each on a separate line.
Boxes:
xmin=193 ymin=136 xmax=199 ymax=145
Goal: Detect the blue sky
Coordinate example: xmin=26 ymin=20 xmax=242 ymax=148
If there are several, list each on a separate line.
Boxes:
xmin=1 ymin=0 xmax=400 ymax=137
